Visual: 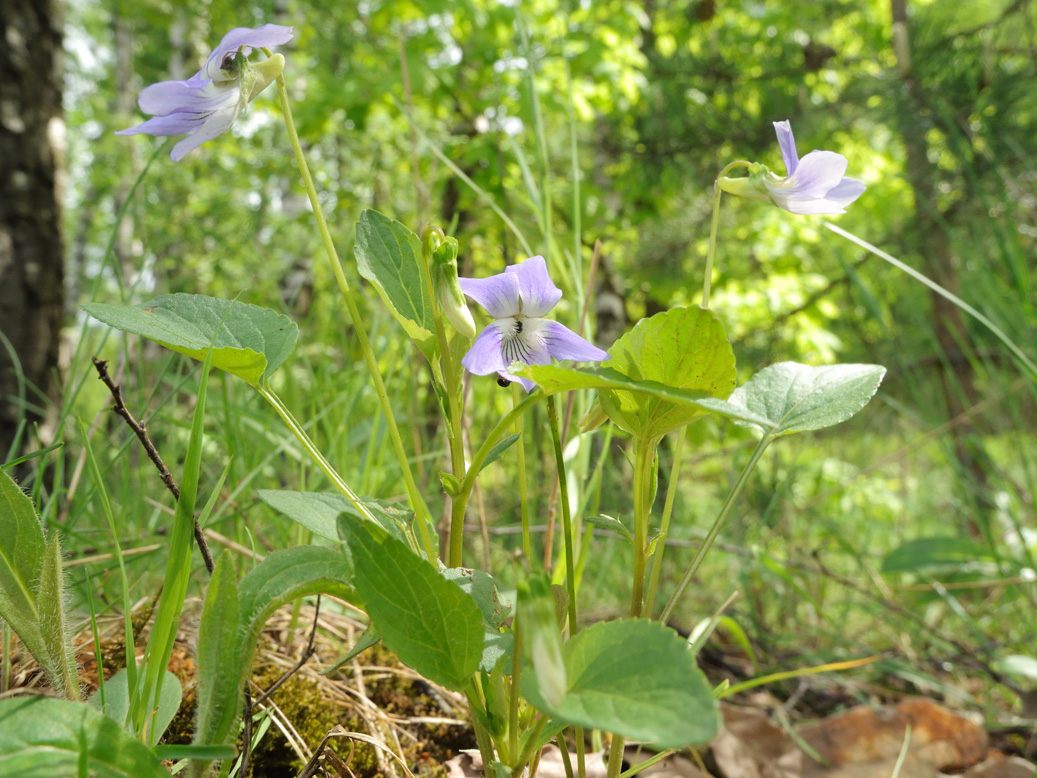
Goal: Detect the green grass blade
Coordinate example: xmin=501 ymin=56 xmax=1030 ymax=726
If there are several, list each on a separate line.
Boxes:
xmin=825 ymin=222 xmax=1037 ymax=382
xmin=78 ymin=417 xmax=138 ymax=710
xmin=135 ymin=343 xmax=215 ymax=744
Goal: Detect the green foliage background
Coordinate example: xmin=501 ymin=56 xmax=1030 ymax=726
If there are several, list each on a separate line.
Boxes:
xmin=53 ymin=0 xmax=1037 ymax=719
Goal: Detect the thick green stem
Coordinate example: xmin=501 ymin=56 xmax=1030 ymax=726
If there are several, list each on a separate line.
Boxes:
xmin=660 ymin=434 xmax=772 ymax=624
xmin=643 ymin=426 xmax=687 ymax=618
xmin=702 ymin=160 xmax=752 ymax=308
xmin=629 ymin=438 xmax=656 ymax=618
xmin=272 ymin=71 xmax=436 ymax=561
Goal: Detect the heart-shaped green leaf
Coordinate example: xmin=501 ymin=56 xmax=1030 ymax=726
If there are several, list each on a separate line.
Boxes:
xmin=522 ymin=619 xmax=719 ymax=748
xmin=354 ymin=210 xmax=437 ymax=361
xmin=81 ymin=294 xmax=298 ymax=386
xmin=586 ymin=307 xmax=736 ymax=440
xmin=346 ymin=524 xmax=484 ymax=690
xmin=0 ymin=697 xmax=170 ymax=777
xmin=705 ymin=362 xmax=886 ymax=437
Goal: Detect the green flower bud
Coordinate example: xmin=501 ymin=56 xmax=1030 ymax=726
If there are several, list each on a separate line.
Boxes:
xmin=423 ymin=226 xmax=476 ymax=338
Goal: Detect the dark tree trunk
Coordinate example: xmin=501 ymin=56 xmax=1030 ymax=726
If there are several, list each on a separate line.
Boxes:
xmin=0 ymin=0 xmax=65 ymax=460
xmin=890 ymin=0 xmax=993 ymax=533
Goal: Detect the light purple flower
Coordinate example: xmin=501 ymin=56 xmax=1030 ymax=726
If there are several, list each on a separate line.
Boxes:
xmin=459 ymin=256 xmax=610 ymax=392
xmin=763 ymin=121 xmax=866 ymax=214
xmin=718 ymin=120 xmax=866 ymax=215
xmin=116 ymin=24 xmax=294 ymax=161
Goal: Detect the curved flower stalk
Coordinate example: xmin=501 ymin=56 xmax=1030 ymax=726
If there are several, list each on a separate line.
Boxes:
xmin=460 ymin=256 xmax=609 ymax=391
xmin=718 ymin=120 xmax=866 ymax=214
xmin=116 ymin=24 xmax=294 ymax=161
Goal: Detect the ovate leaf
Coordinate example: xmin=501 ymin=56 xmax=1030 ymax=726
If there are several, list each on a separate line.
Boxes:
xmin=705 ymin=362 xmax=886 ymax=437
xmin=347 ymin=524 xmax=484 ymax=690
xmin=257 ymin=489 xmax=411 ymax=544
xmin=0 ymin=697 xmax=170 ymax=777
xmin=522 ymin=619 xmax=719 ymax=748
xmin=354 ymin=210 xmax=437 ymax=360
xmin=81 ymin=294 xmax=298 ymax=386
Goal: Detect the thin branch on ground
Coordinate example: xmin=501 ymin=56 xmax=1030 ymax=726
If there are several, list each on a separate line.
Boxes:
xmin=91 ymin=356 xmax=215 ymax=574
xmin=253 ymin=597 xmax=323 ymax=707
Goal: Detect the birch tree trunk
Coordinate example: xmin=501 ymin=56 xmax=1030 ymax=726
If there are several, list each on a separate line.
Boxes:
xmin=0 ymin=0 xmax=65 ymax=459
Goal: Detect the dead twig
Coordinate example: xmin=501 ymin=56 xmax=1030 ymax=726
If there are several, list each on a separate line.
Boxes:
xmin=253 ymin=597 xmax=322 ymax=707
xmin=91 ymin=356 xmax=215 ymax=574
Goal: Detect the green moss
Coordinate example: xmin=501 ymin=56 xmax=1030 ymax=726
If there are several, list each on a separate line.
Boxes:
xmin=244 ymin=645 xmax=474 ymax=778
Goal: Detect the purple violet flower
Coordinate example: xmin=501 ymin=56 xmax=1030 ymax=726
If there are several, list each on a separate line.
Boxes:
xmin=459 ymin=256 xmax=610 ymax=392
xmin=718 ymin=120 xmax=866 ymax=215
xmin=116 ymin=24 xmax=294 ymax=161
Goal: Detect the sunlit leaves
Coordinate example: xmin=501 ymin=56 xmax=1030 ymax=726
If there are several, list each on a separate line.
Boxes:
xmin=597 ymin=307 xmax=737 ymax=440
xmin=81 ymin=294 xmax=298 ymax=386
xmin=701 ymin=361 xmax=886 ymax=437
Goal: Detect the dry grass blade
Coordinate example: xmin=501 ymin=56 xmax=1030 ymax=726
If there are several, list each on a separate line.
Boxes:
xmin=299 ymin=727 xmax=418 ymax=778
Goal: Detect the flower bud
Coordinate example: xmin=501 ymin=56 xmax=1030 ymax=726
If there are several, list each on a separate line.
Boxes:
xmin=423 ymin=226 xmax=476 ymax=338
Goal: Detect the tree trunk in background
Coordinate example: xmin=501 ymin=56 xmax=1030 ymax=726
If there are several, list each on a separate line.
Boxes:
xmin=890 ymin=0 xmax=992 ymax=533
xmin=0 ymin=0 xmax=65 ymax=459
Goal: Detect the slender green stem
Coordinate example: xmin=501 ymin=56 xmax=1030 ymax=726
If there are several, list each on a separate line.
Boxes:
xmin=508 ymin=615 xmax=523 ymax=764
xmin=272 ymin=70 xmax=436 ymax=555
xmin=0 ymin=622 xmax=9 ymax=694
xmin=546 ymin=396 xmax=579 ymax=637
xmin=660 ymin=434 xmax=772 ymax=624
xmin=629 ymin=438 xmax=656 ymax=618
xmin=618 ymin=749 xmax=677 ymax=778
xmin=605 ymin=734 xmax=626 ymax=778
xmin=643 ymin=426 xmax=687 ymax=618
xmin=423 ymin=253 xmax=470 ymax=562
xmin=510 ymin=716 xmax=548 ymax=778
xmin=261 ymin=385 xmax=438 ymax=561
xmin=513 ymin=384 xmax=533 ymax=564
xmin=466 ymin=683 xmax=497 ymax=773
xmin=702 ymin=160 xmax=752 ymax=308
xmin=556 ymin=736 xmax=576 ymax=778
xmin=451 ymin=390 xmax=543 ymax=566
